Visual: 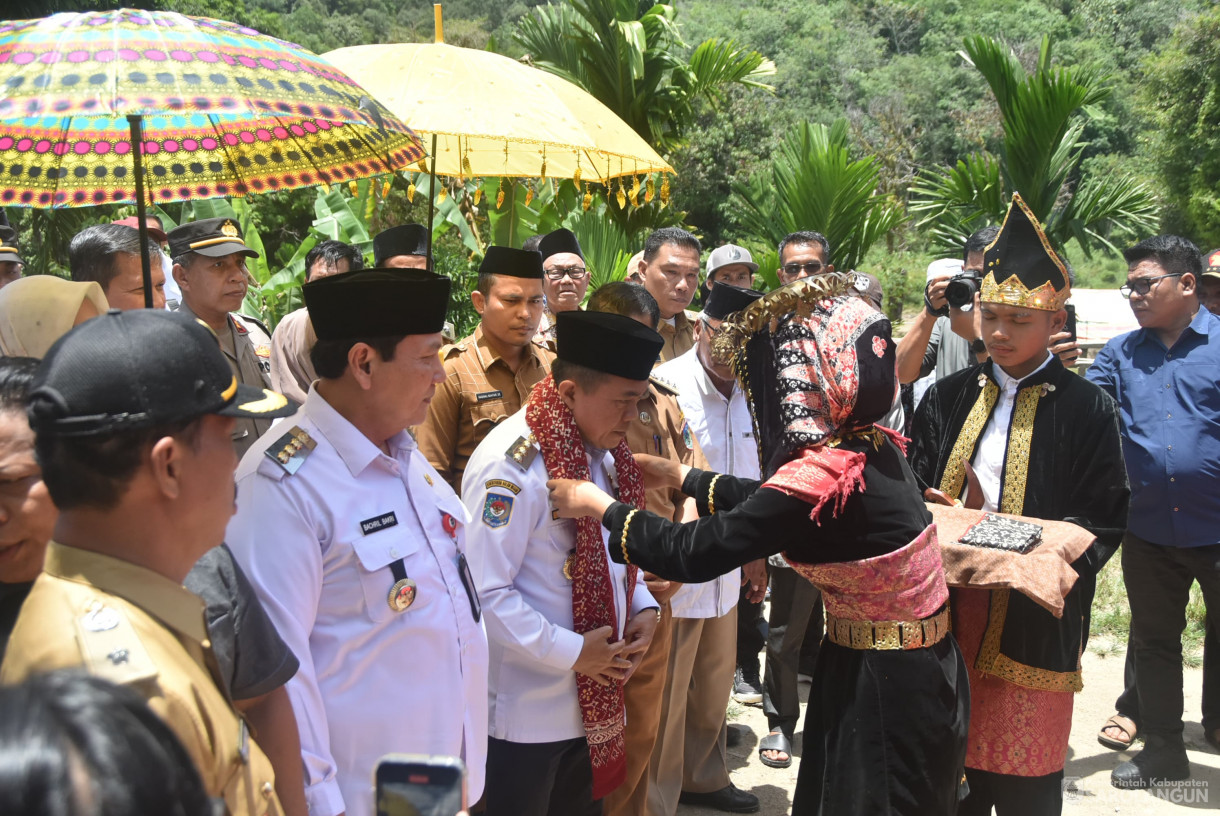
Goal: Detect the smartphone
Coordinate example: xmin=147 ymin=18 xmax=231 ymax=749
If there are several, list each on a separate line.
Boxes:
xmin=375 ymin=754 xmax=466 ymax=816
xmin=1064 ymin=304 xmax=1077 ymax=344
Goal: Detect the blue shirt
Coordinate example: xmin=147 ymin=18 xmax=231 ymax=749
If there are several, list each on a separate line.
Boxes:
xmin=1086 ymin=308 xmax=1220 ymax=547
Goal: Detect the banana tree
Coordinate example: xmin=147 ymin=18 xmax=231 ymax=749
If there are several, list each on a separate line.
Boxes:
xmin=730 ymin=119 xmax=906 ymax=275
xmin=911 ymin=35 xmax=1158 ymax=257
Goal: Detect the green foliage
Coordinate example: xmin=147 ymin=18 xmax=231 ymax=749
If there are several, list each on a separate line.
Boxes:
xmin=1140 ymin=5 xmax=1220 ymax=248
xmin=911 ymin=35 xmax=1158 ymax=259
xmin=731 ymin=119 xmax=906 ymax=275
xmin=513 ymin=0 xmax=775 ymax=152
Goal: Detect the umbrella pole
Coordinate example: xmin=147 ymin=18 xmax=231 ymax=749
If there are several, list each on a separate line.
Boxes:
xmin=426 ymin=133 xmax=437 ymax=266
xmin=127 ymin=115 xmax=154 ymax=309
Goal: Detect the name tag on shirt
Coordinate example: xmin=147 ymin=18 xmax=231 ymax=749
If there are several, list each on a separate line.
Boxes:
xmin=476 ymin=390 xmax=504 ymax=403
xmin=360 ymin=512 xmax=398 ymax=535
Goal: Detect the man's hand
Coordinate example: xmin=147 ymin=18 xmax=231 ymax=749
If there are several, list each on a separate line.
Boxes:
xmin=620 ymin=610 xmax=660 ymax=681
xmin=547 ymin=478 xmax=615 ymax=519
xmin=741 ymin=559 xmax=767 ymax=604
xmin=1049 ymin=330 xmax=1080 ymax=368
xmin=643 ymin=572 xmax=681 ymax=604
xmin=631 ymin=453 xmax=687 ymax=490
xmin=925 ymin=277 xmax=950 ymax=315
xmin=573 ymin=625 xmax=631 ymax=686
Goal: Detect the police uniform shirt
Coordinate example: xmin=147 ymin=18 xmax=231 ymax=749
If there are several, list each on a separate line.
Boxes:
xmin=415 ymin=322 xmax=556 ymax=493
xmin=462 ymin=409 xmax=656 ymax=743
xmin=654 ymin=347 xmax=759 ymax=619
xmin=656 ymin=309 xmax=697 ymax=364
xmin=178 ymin=303 xmax=274 ymax=458
xmin=0 ymin=542 xmax=282 ymax=816
xmin=226 ymin=388 xmax=489 ymax=816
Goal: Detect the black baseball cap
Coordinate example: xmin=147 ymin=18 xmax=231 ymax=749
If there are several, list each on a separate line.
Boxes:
xmin=27 ymin=310 xmax=296 ymax=437
xmin=556 ymin=311 xmax=663 ymax=381
xmin=0 ymin=225 xmax=23 ymax=265
xmin=167 ymin=217 xmax=259 ymax=259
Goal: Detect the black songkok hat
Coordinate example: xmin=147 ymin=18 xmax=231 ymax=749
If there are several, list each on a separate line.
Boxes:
xmin=538 ymin=228 xmax=584 ymax=262
xmin=980 ymin=193 xmax=1070 ymax=311
xmin=28 ymin=310 xmax=295 ymax=437
xmin=556 ymin=311 xmax=663 ymax=381
xmin=373 ymin=224 xmax=430 ymax=265
xmin=167 ymin=217 xmax=259 ymax=259
xmin=480 ymin=246 xmax=544 ymax=279
xmin=704 ymin=283 xmax=763 ymax=320
xmin=304 ymin=268 xmax=451 ymax=341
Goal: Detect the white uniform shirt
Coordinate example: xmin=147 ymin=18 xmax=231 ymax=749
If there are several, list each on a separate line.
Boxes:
xmin=655 ymin=348 xmax=756 ymax=619
xmin=971 ymin=354 xmax=1053 ymax=512
xmin=227 ymin=389 xmax=488 ymax=816
xmin=462 ymin=410 xmax=656 ymax=743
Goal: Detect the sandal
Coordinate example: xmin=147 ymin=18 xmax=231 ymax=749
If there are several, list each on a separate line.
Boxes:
xmin=758 ymin=731 xmax=792 ymax=769
xmin=1098 ymin=714 xmax=1137 ymax=750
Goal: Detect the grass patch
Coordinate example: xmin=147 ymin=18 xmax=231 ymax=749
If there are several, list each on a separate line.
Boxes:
xmin=1089 ymin=554 xmax=1208 ymax=667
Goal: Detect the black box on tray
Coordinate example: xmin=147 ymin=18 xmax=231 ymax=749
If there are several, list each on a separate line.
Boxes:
xmin=958 ymin=513 xmax=1043 ymax=554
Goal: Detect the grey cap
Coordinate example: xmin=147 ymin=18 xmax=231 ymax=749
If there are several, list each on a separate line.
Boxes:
xmin=706 ymin=244 xmax=757 ymax=279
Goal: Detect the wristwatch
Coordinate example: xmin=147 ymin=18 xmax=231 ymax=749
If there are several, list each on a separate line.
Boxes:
xmin=970 ymin=338 xmax=988 ymax=355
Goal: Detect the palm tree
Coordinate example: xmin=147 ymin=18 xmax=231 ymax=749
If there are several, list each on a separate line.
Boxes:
xmin=513 ymin=0 xmax=775 ymax=154
xmin=730 ymin=118 xmax=906 ymax=279
xmin=911 ymin=35 xmax=1157 ymax=257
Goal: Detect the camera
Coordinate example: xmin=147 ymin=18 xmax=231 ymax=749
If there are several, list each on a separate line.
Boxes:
xmin=944 ymin=273 xmax=982 ymax=309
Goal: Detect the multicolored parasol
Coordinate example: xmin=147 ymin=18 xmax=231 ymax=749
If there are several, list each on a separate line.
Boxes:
xmin=0 ymin=9 xmax=424 ymax=208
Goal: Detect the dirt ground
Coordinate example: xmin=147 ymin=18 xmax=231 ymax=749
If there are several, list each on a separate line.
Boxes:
xmin=677 ymin=645 xmax=1218 ymax=815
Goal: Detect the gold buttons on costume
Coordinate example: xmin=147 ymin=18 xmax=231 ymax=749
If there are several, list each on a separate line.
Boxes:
xmin=388 ymin=578 xmax=417 ymax=612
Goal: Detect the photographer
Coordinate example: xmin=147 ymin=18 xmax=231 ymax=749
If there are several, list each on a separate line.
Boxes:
xmin=897 ymin=228 xmax=997 ymax=386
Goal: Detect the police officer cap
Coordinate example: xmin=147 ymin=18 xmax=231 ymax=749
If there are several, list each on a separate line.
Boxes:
xmin=0 ymin=225 xmax=24 ymax=265
xmin=373 ymin=224 xmax=429 ymax=266
xmin=538 ymin=228 xmax=584 ymax=262
xmin=556 ymin=311 xmax=663 ymax=381
xmin=167 ymin=217 xmax=259 ymax=259
xmin=480 ymin=246 xmax=544 ymax=279
xmin=27 ymin=310 xmax=295 ymax=437
xmin=704 ymin=283 xmax=763 ymax=320
xmin=304 ymin=268 xmax=451 ymax=341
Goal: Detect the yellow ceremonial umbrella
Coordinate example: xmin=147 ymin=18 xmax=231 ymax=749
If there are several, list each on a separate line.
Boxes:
xmin=322 ymin=7 xmax=674 ymax=188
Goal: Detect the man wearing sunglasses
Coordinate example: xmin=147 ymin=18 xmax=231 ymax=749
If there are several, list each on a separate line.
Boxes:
xmin=1087 ymin=235 xmax=1220 ymax=789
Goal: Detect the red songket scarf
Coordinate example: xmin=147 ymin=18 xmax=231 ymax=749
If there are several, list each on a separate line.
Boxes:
xmin=525 ymin=373 xmax=646 ymax=799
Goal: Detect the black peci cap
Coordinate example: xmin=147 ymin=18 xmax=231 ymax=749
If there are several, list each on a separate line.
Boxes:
xmin=304 ymin=268 xmax=451 ymax=341
xmin=373 ymin=224 xmax=430 ymax=265
xmin=704 ymin=283 xmax=763 ymax=320
xmin=27 ymin=310 xmax=295 ymax=437
xmin=480 ymin=246 xmax=544 ymax=279
xmin=556 ymin=311 xmax=663 ymax=381
xmin=538 ymin=228 xmax=584 ymax=262
xmin=167 ymin=217 xmax=259 ymax=259
xmin=0 ymin=225 xmax=23 ymax=265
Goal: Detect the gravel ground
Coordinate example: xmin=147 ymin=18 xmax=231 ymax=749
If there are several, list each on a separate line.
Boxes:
xmin=676 ymin=647 xmax=1218 ymax=815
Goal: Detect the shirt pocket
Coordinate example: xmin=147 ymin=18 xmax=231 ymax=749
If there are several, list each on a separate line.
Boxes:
xmin=348 ymin=530 xmax=426 ymax=624
xmin=469 ymin=399 xmax=510 ymax=436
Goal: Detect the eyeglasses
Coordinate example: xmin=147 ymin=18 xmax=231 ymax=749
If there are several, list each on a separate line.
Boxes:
xmin=1120 ymin=272 xmax=1182 ymax=298
xmin=544 ymin=265 xmax=588 ymax=281
xmin=699 ymin=317 xmax=725 ymax=339
xmin=781 ymin=261 xmax=825 ymax=277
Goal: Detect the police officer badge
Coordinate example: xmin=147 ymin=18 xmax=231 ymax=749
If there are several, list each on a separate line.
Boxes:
xmin=482 ymin=492 xmax=514 ymax=528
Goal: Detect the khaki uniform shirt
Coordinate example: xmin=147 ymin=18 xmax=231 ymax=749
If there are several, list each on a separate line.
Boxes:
xmin=657 ymin=310 xmax=697 ymax=364
xmin=179 ymin=304 xmax=274 ymax=458
xmin=415 ymin=323 xmax=556 ymax=493
xmin=1 ymin=543 xmax=282 ymax=816
xmin=624 ymin=375 xmax=708 ymax=523
xmin=268 ymin=307 xmax=315 ymax=406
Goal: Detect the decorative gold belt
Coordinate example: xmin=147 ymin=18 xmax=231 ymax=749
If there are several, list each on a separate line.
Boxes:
xmin=825 ymin=606 xmax=950 ymax=651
